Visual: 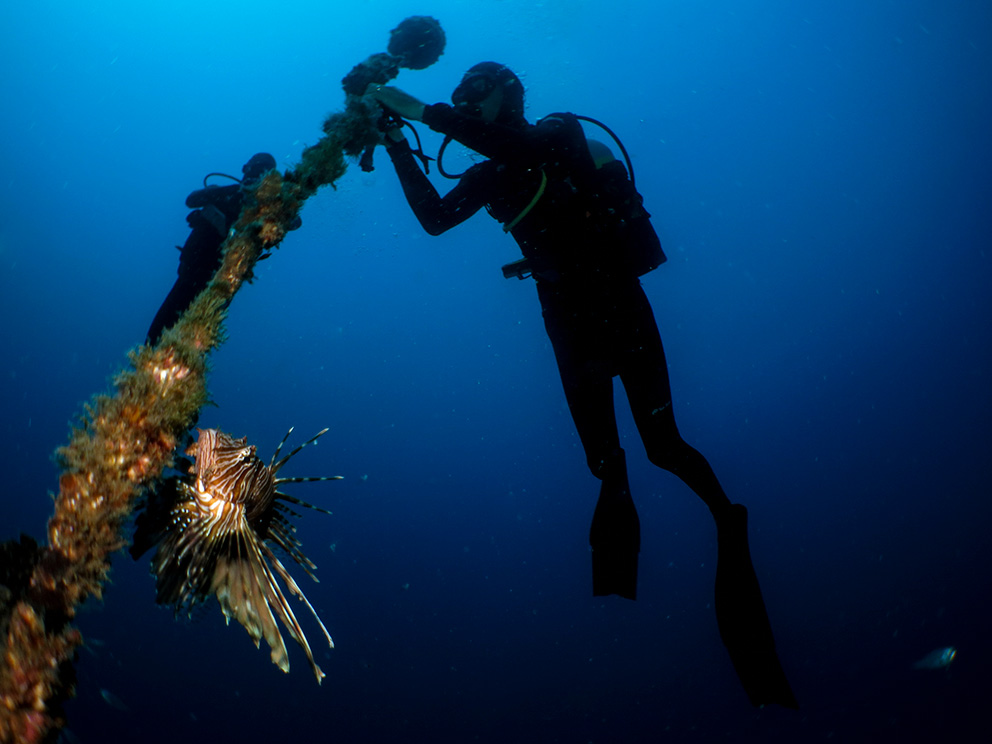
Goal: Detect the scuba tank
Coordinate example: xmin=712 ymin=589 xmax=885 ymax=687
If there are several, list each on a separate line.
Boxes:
xmin=495 ymin=113 xmax=666 ymax=280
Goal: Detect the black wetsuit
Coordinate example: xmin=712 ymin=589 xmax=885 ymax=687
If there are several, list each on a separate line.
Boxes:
xmin=146 ymin=183 xmax=243 ymax=345
xmin=386 ymin=104 xmax=729 ymax=514
xmin=385 ymin=104 xmax=798 ymax=706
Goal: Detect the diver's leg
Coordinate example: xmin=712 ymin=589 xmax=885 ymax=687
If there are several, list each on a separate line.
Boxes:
xmin=539 ymin=284 xmax=623 ymax=474
xmin=617 ymin=288 xmax=730 ymax=515
xmin=619 ymin=288 xmax=797 ymax=706
xmin=552 ymin=349 xmax=641 ymax=599
xmin=541 ymin=289 xmax=640 ymax=599
xmin=147 ymin=277 xmax=200 ymax=345
xmin=631 ymin=395 xmax=731 ymax=516
xmin=146 ymin=228 xmax=222 ymax=345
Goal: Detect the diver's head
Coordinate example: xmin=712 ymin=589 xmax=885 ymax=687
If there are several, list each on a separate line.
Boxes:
xmin=451 ymin=62 xmax=525 ymax=127
xmin=241 ymin=152 xmax=277 ymax=184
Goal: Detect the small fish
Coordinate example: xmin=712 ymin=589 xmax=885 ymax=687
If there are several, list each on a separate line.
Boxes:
xmin=100 ymin=688 xmax=128 ymax=711
xmin=912 ymin=646 xmax=957 ymax=670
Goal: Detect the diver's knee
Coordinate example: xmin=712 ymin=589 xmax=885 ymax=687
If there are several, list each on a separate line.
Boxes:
xmin=646 ymin=449 xmax=671 ymax=471
xmin=645 ymin=438 xmax=686 ymax=472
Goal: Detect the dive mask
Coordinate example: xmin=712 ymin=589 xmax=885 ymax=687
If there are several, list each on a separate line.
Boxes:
xmin=452 ymin=72 xmax=497 ymax=114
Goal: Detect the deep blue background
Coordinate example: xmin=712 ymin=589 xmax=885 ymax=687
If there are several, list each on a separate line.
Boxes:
xmin=2 ymin=1 xmax=990 ymax=742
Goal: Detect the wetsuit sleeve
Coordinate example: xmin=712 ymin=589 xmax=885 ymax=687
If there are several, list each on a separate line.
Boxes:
xmin=385 ymin=139 xmax=489 ymax=236
xmin=422 ymin=103 xmax=548 ymax=166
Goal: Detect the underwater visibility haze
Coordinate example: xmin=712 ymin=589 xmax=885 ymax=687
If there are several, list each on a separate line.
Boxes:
xmin=1 ymin=1 xmax=990 ymax=742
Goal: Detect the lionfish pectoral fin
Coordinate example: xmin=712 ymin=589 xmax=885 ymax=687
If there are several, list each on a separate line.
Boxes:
xmin=259 ymin=544 xmax=329 ymax=682
xmin=270 ymin=555 xmax=335 ymax=650
xmin=209 ymin=529 xmax=328 ymax=681
xmin=151 ymin=496 xmax=226 ymax=612
xmin=211 ymin=542 xmax=291 ymax=674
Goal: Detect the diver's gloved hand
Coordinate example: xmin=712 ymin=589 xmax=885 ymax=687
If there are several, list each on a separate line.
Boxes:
xmin=366 ymin=84 xmax=426 ymax=121
xmin=382 ymin=127 xmax=407 ymax=148
xmin=374 ymin=109 xmax=408 ymax=148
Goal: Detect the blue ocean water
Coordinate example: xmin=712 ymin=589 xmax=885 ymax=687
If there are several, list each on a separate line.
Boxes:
xmin=2 ymin=0 xmax=990 ymax=741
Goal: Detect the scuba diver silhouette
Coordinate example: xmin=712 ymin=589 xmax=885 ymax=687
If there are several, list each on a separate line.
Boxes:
xmin=146 ymin=153 xmax=300 ymax=345
xmin=369 ymin=62 xmax=797 ymax=709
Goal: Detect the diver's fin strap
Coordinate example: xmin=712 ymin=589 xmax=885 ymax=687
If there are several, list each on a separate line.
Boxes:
xmin=503 ymin=169 xmax=547 ymax=233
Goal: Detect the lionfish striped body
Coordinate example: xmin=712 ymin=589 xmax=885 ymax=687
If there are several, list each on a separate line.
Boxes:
xmin=149 ymin=427 xmax=340 ymax=682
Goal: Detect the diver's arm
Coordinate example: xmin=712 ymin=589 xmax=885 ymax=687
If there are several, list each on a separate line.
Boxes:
xmin=368 ymin=85 xmax=546 ymax=165
xmin=385 ymin=138 xmax=488 ymax=236
xmin=422 ymin=103 xmax=543 ymax=165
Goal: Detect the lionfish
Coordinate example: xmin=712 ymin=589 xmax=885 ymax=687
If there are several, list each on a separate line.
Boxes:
xmin=134 ymin=427 xmax=340 ymax=682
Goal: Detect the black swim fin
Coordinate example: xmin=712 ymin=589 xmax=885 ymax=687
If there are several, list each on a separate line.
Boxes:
xmin=589 ymin=449 xmax=640 ymax=600
xmin=714 ymin=504 xmax=799 ymax=709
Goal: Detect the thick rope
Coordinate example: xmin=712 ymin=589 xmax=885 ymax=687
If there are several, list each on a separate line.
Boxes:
xmin=0 ymin=86 xmax=387 ymax=744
